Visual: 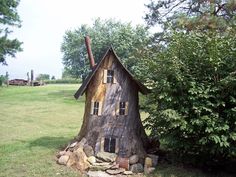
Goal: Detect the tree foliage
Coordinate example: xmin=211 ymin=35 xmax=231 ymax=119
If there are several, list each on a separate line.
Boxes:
xmin=0 ymin=75 xmax=6 ymax=86
xmin=36 ymin=74 xmax=50 ymax=81
xmin=140 ymin=30 xmax=236 ymax=163
xmin=145 ymin=0 xmax=236 ymax=30
xmin=140 ymin=0 xmax=236 ymax=165
xmin=145 ymin=0 xmax=236 ymax=46
xmin=0 ymin=0 xmax=22 ymax=64
xmin=61 ymin=18 xmax=150 ymax=78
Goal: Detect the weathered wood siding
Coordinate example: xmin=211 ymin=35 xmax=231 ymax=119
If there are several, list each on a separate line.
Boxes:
xmin=78 ymin=50 xmax=148 ymax=158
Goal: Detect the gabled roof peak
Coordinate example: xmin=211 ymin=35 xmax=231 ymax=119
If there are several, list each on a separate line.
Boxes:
xmin=74 ymin=47 xmax=150 ymax=99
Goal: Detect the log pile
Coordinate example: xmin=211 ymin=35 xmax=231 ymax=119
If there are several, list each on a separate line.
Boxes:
xmin=56 ymin=137 xmax=158 ymax=176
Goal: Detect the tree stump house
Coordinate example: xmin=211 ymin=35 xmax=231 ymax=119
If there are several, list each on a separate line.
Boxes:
xmin=74 ymin=39 xmax=150 ymax=159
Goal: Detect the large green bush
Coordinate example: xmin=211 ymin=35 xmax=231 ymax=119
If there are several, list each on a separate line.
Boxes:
xmin=143 ymin=30 xmax=236 ymax=164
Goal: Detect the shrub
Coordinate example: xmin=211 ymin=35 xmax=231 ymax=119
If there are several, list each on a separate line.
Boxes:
xmin=143 ymin=31 xmax=236 ymax=165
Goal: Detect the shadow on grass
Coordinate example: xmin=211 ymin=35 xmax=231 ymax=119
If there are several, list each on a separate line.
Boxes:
xmin=28 ymin=136 xmax=71 ymax=150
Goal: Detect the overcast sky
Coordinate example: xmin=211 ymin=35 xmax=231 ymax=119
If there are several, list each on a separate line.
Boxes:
xmin=0 ymin=0 xmax=149 ymax=79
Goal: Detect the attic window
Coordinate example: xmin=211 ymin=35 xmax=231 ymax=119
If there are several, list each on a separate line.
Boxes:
xmin=107 ymin=70 xmax=114 ymax=83
xmin=103 ymin=69 xmax=116 ymax=84
xmin=104 ymin=137 xmax=116 ymax=153
xmin=90 ymin=101 xmax=102 ymax=116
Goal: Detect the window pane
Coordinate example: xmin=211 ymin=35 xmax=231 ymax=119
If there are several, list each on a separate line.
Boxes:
xmin=93 ymin=108 xmax=98 ymax=115
xmin=94 ymin=102 xmax=99 ymax=108
xmin=93 ymin=102 xmax=99 ymax=115
xmin=104 ymin=138 xmax=110 ymax=152
xmin=119 ymin=109 xmax=125 ymax=115
xmin=107 ymin=76 xmax=113 ymax=83
xmin=107 ymin=70 xmax=114 ymax=83
xmin=107 ymin=70 xmax=114 ymax=76
xmin=110 ymin=138 xmax=116 ymax=153
xmin=120 ymin=102 xmax=125 ymax=108
xmin=119 ymin=102 xmax=126 ymax=115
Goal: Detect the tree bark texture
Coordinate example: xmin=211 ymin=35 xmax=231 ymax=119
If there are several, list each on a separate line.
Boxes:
xmin=77 ymin=50 xmax=149 ymax=158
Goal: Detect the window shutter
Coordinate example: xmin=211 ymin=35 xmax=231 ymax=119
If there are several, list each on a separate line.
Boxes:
xmin=98 ymin=101 xmax=102 ymax=116
xmin=100 ymin=137 xmax=105 ymax=152
xmin=115 ymin=138 xmax=119 ymax=153
xmin=90 ymin=101 xmax=94 ymax=115
xmin=115 ymin=102 xmax=120 ymax=115
xmin=103 ymin=69 xmax=107 ymax=83
xmin=125 ymin=102 xmax=129 ymax=115
xmin=113 ymin=71 xmax=117 ymax=84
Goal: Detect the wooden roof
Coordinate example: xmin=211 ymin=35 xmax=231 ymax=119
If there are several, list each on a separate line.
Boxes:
xmin=74 ymin=47 xmax=150 ymax=99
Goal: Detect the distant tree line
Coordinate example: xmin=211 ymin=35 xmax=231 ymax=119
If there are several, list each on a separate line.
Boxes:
xmin=44 ymin=78 xmax=81 ymax=84
xmin=35 ymin=73 xmax=81 ymax=84
xmin=35 ymin=74 xmax=57 ymax=81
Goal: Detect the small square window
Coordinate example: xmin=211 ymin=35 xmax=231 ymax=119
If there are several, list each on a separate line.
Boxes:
xmin=116 ymin=101 xmax=129 ymax=116
xmin=103 ymin=69 xmax=116 ymax=84
xmin=119 ymin=102 xmax=126 ymax=115
xmin=93 ymin=102 xmax=99 ymax=115
xmin=91 ymin=101 xmax=102 ymax=116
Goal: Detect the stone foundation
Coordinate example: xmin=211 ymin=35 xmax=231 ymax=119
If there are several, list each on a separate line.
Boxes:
xmin=56 ymin=137 xmax=158 ymax=176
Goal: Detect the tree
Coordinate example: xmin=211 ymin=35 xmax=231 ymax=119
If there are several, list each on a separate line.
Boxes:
xmin=140 ymin=0 xmax=236 ymax=166
xmin=144 ymin=0 xmax=236 ymax=46
xmin=0 ymin=75 xmax=5 ymax=86
xmin=140 ymin=30 xmax=236 ymax=165
xmin=51 ymin=76 xmax=55 ymax=80
xmin=61 ymin=18 xmax=150 ymax=78
xmin=0 ymin=71 xmax=9 ymax=86
xmin=62 ymin=68 xmax=73 ymax=79
xmin=0 ymin=0 xmax=22 ymax=65
xmin=36 ymin=74 xmax=50 ymax=81
xmin=145 ymin=0 xmax=236 ymax=29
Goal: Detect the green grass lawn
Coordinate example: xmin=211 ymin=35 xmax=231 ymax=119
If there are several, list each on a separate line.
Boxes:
xmin=0 ymin=84 xmax=83 ymax=177
xmin=0 ymin=85 xmax=232 ymax=177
